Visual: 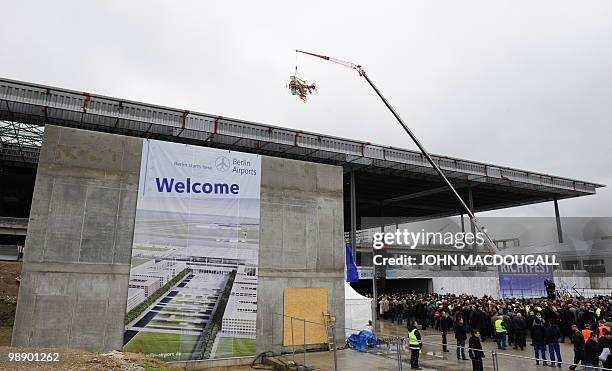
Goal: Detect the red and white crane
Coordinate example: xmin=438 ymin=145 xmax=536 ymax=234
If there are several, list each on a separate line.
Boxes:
xmin=295 ymin=49 xmax=498 ymax=254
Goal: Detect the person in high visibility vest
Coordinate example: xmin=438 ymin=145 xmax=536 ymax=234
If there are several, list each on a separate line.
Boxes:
xmin=581 ymin=324 xmax=593 ymax=342
xmin=495 ymin=317 xmax=507 ymax=350
xmin=408 ymin=320 xmax=423 ymax=370
xmin=596 ymin=308 xmax=602 ymax=319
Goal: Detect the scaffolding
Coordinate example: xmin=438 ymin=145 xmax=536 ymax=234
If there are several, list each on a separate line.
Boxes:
xmin=0 ymin=121 xmax=42 ymax=166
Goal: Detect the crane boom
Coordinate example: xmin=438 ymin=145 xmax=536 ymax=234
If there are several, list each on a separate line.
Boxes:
xmin=296 ymin=49 xmax=498 ymax=254
xmin=296 ymin=50 xmax=365 ymax=76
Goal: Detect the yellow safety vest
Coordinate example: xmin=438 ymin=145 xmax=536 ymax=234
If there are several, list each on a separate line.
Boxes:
xmin=525 ymin=305 xmax=530 ymax=314
xmin=535 ymin=306 xmax=542 ymax=312
xmin=408 ymin=329 xmax=420 ymax=347
xmin=596 ymin=308 xmax=602 ymax=318
xmin=495 ymin=319 xmax=506 ymax=333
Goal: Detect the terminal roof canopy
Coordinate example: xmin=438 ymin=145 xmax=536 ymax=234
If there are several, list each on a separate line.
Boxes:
xmin=0 ymin=77 xmax=604 ymax=230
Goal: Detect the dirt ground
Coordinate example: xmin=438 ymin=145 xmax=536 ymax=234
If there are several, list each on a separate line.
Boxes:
xmin=0 ymin=347 xmax=186 ymax=370
xmin=0 ymin=346 xmax=265 ymax=370
xmin=0 ymin=261 xmax=21 ymax=298
xmin=0 ymin=261 xmax=20 ymax=346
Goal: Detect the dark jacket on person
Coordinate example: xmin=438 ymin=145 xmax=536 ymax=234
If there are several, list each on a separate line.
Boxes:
xmin=454 ymin=323 xmax=468 ymax=341
xmin=545 ymin=324 xmax=561 ymax=344
xmin=584 ymin=338 xmax=600 ymax=365
xmin=440 ymin=316 xmax=452 ymax=332
xmin=583 ymin=311 xmax=597 ymax=326
xmin=531 ymin=322 xmax=546 ymax=344
xmin=462 ymin=308 xmax=472 ymax=324
xmin=572 ymin=330 xmax=585 ymax=351
xmin=415 ymin=303 xmax=426 ymax=321
xmin=468 ymin=335 xmax=485 ymax=360
xmin=502 ymin=315 xmax=513 ymax=332
xmin=471 ymin=310 xmax=488 ymax=331
xmin=512 ymin=316 xmax=527 ymax=331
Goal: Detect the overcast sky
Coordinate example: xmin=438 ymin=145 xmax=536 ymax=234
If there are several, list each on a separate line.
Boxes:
xmin=2 ymin=1 xmax=611 ymax=217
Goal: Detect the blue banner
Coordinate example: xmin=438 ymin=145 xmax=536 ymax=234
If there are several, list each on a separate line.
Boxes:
xmin=498 ymin=264 xmax=554 ymax=298
xmin=345 ymin=244 xmax=359 ymax=283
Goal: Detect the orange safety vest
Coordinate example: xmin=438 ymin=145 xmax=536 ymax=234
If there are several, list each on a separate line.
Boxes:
xmin=599 ymin=325 xmax=610 ymax=337
xmin=582 ymin=329 xmax=592 ymax=341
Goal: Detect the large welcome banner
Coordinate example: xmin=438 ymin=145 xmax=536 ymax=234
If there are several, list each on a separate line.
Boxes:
xmin=123 ymin=139 xmax=261 ymax=360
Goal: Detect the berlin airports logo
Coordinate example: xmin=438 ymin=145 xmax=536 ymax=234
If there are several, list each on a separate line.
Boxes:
xmin=215 ymin=156 xmax=230 ymax=172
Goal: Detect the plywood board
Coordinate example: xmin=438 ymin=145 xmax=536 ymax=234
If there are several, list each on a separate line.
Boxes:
xmin=283 ymin=288 xmax=328 ymax=346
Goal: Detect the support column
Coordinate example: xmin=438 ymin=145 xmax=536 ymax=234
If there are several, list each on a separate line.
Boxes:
xmin=350 ymin=170 xmax=357 ymax=262
xmin=468 ymin=183 xmax=476 ymax=253
xmin=554 ymin=197 xmax=563 ymax=243
xmin=371 ymin=203 xmax=384 ymax=330
xmin=460 ymin=213 xmax=465 ymax=233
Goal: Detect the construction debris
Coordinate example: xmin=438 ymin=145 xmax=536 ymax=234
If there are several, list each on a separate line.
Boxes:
xmin=288 ymin=76 xmax=317 ymax=102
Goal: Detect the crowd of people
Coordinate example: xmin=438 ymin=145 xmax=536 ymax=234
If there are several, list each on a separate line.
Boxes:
xmin=374 ymin=292 xmax=612 ymax=370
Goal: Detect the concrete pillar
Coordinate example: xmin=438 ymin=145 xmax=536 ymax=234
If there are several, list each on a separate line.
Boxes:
xmin=12 ymin=126 xmax=141 ymax=351
xmin=371 ymin=203 xmax=385 ymax=330
xmin=468 ymin=183 xmax=476 ymax=253
xmin=554 ymin=197 xmax=563 ymax=243
xmin=257 ymin=157 xmax=345 ymax=353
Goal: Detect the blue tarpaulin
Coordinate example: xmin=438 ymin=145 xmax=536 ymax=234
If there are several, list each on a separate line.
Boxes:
xmin=346 ymin=244 xmax=359 ymax=283
xmin=347 ymin=330 xmax=378 ymax=351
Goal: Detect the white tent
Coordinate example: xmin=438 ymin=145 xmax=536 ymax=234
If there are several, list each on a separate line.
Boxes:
xmin=344 ymin=282 xmax=372 ymax=337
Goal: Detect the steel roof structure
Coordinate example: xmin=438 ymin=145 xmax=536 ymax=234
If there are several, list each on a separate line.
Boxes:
xmin=0 ymin=77 xmax=604 ymax=229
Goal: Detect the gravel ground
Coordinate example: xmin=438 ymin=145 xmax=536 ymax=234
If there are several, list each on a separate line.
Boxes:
xmin=0 ymin=347 xmax=185 ymax=370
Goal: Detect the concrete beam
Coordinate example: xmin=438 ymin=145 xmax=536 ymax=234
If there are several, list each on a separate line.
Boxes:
xmin=0 ymin=228 xmax=27 ymax=236
xmin=0 ymin=217 xmax=28 ymax=236
xmin=359 ymin=200 xmax=450 ymax=212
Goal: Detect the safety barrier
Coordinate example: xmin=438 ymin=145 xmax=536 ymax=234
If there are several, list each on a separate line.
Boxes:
xmin=499 ymin=288 xmax=548 ymax=298
xmin=573 ymin=287 xmax=612 ymax=298
xmin=383 ymin=335 xmax=612 ymax=371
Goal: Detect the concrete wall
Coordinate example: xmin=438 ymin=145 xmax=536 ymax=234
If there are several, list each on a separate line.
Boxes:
xmin=432 ymin=270 xmax=600 ymax=298
xmin=12 ymin=126 xmax=141 ymax=350
xmin=554 ymin=270 xmax=592 ymax=290
xmin=256 ymin=156 xmax=345 ymax=353
xmin=431 ymin=272 xmax=500 ymax=298
xmin=590 ymin=276 xmax=612 ymax=289
xmin=13 ymin=126 xmax=346 ymax=354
